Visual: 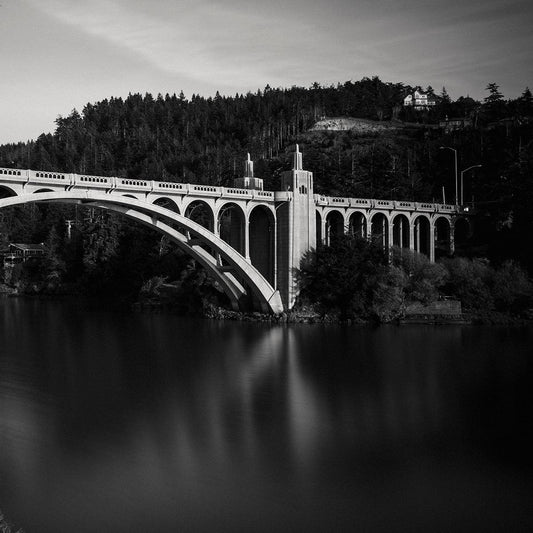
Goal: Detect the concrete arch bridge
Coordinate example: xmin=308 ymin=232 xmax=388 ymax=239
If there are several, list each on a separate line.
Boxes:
xmin=0 ymin=148 xmax=469 ymax=313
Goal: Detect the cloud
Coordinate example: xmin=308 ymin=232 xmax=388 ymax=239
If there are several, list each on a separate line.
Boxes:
xmin=22 ymin=0 xmax=332 ymax=89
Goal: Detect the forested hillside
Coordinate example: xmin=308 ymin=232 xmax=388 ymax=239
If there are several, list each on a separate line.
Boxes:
xmin=1 ymin=77 xmax=532 ymax=303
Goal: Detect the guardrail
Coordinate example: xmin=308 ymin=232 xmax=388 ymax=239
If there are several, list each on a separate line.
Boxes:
xmin=0 ymin=167 xmax=460 ymax=213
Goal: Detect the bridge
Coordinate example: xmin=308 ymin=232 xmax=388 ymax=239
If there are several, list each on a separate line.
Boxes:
xmin=0 ymin=146 xmax=467 ymax=314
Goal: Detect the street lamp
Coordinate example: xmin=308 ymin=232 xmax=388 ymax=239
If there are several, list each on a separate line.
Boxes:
xmin=439 ymin=146 xmax=458 ymax=206
xmin=460 ymin=164 xmax=482 ymax=206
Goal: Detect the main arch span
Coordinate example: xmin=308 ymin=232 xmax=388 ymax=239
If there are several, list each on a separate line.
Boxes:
xmin=0 ymin=191 xmax=284 ymax=314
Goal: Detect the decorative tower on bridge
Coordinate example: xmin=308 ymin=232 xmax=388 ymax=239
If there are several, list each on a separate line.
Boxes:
xmin=276 ymin=145 xmax=316 ymax=309
xmin=233 ymin=153 xmax=264 ymax=190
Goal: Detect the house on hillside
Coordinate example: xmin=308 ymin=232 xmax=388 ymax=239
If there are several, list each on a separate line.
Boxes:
xmin=403 ymin=90 xmax=437 ymax=110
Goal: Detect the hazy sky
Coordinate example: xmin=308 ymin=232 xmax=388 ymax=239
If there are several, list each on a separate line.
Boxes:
xmin=1 ymin=0 xmax=532 ymax=144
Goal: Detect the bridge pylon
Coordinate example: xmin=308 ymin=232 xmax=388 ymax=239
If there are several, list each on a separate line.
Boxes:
xmin=276 ymin=145 xmax=316 ymax=309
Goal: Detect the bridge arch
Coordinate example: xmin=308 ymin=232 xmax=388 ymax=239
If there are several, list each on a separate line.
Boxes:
xmin=434 ymin=216 xmax=452 ymax=257
xmin=325 ymin=209 xmax=344 ymax=245
xmin=249 ymin=205 xmax=275 ymax=285
xmin=152 ymin=196 xmax=180 ymax=214
xmin=391 ymin=213 xmax=410 ymax=249
xmin=413 ymin=214 xmax=431 ymax=257
xmin=184 ymin=200 xmax=214 ymax=232
xmin=315 ymin=211 xmax=323 ymax=244
xmin=0 ymin=192 xmax=283 ymax=314
xmin=348 ymin=211 xmax=367 ymax=239
xmin=0 ymin=185 xmax=17 ymax=198
xmin=453 ymin=216 xmax=471 ymax=253
xmin=216 ymin=202 xmax=246 ymax=256
xmin=370 ymin=212 xmax=389 ymax=248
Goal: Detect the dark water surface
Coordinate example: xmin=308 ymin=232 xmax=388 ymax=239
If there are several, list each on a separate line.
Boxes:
xmin=1 ymin=297 xmax=533 ymax=532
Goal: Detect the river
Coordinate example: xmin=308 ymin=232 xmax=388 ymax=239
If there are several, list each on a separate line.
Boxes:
xmin=0 ymin=296 xmax=532 ymax=532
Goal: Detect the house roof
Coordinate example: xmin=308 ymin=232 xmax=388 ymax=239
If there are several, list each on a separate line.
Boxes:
xmin=10 ymin=243 xmax=46 ymax=251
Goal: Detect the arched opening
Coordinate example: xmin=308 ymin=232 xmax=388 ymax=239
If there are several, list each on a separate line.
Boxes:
xmin=249 ymin=206 xmax=275 ymax=285
xmin=152 ymin=197 xmax=180 ymax=214
xmin=370 ymin=213 xmax=389 ymax=248
xmin=414 ymin=215 xmax=431 ymax=257
xmin=185 ymin=201 xmax=214 ymax=232
xmin=0 ymin=185 xmax=17 ymax=199
xmin=316 ymin=211 xmax=322 ymax=245
xmin=348 ymin=212 xmax=367 ymax=239
xmin=122 ymin=194 xmax=138 ymax=200
xmin=325 ymin=210 xmax=344 ymax=245
xmin=435 ymin=217 xmax=452 ymax=258
xmin=33 ymin=188 xmax=54 ymax=194
xmin=454 ymin=217 xmax=471 ymax=254
xmin=218 ymin=202 xmax=245 ymax=256
xmin=392 ymin=214 xmax=410 ymax=249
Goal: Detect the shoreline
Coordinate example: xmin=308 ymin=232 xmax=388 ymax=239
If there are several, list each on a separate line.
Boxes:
xmin=2 ymin=288 xmax=531 ymax=326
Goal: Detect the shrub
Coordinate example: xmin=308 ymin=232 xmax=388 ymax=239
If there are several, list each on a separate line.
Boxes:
xmin=370 ymin=265 xmax=407 ymax=322
xmin=440 ymin=257 xmax=494 ymax=311
xmin=391 ymin=247 xmax=447 ymax=304
xmin=492 ymin=260 xmax=533 ymax=313
xmin=297 ymin=235 xmax=388 ymax=319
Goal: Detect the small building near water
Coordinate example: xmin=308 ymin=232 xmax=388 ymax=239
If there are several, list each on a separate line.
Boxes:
xmin=2 ymin=243 xmax=47 ymax=267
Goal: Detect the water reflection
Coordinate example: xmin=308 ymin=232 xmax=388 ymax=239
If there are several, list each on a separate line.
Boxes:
xmin=0 ymin=297 xmax=532 ymax=532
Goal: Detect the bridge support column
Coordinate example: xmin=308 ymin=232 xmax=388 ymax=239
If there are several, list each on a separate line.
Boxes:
xmin=449 ymin=222 xmax=455 ymax=255
xmin=409 ymin=221 xmax=415 ymax=251
xmin=244 ymin=216 xmax=250 ymax=261
xmin=430 ymin=222 xmax=436 ymax=262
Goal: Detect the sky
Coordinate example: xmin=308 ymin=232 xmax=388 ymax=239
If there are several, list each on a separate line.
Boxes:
xmin=0 ymin=0 xmax=532 ymax=144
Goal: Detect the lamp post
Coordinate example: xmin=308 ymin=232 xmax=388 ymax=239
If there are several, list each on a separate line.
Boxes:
xmin=439 ymin=146 xmax=458 ymax=206
xmin=460 ymin=165 xmax=482 ymax=206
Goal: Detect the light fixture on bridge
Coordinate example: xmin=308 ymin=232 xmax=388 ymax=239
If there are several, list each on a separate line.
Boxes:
xmin=439 ymin=146 xmax=458 ymax=206
xmin=460 ymin=164 xmax=482 ymax=206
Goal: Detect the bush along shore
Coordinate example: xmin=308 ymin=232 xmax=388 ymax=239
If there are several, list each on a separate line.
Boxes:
xmin=4 ymin=236 xmax=533 ymax=325
xmin=132 ymin=237 xmax=533 ymax=325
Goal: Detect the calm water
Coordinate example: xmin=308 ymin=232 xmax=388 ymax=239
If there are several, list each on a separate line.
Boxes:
xmin=1 ymin=297 xmax=532 ymax=532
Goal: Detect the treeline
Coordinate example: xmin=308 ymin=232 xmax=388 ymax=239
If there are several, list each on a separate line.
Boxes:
xmin=1 ymin=79 xmax=530 ymax=190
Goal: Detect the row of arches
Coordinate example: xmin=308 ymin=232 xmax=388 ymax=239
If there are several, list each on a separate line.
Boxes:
xmin=0 ymin=185 xmax=278 ymax=289
xmin=168 ymin=199 xmax=276 ymax=286
xmin=318 ymin=210 xmax=470 ymax=259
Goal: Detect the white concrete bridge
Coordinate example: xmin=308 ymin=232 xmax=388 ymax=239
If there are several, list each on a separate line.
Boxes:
xmin=0 ymin=147 xmax=467 ymax=313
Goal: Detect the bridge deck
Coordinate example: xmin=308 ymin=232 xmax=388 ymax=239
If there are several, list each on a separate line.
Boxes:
xmin=0 ymin=167 xmax=462 ymax=215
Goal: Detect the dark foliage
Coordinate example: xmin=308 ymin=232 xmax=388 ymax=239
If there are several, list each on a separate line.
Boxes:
xmin=298 ymin=235 xmax=390 ymax=320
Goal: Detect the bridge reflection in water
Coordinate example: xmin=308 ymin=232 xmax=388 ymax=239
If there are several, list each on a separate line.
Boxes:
xmin=0 ymin=147 xmax=470 ymax=313
xmin=1 ymin=298 xmax=532 ymax=531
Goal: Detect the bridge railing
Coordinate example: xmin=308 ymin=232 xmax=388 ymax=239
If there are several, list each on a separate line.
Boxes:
xmin=0 ymin=167 xmax=458 ymax=213
xmin=0 ymin=168 xmax=24 ymax=177
xmin=78 ymin=175 xmax=112 ymax=186
xmin=314 ymin=194 xmax=458 ymax=214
